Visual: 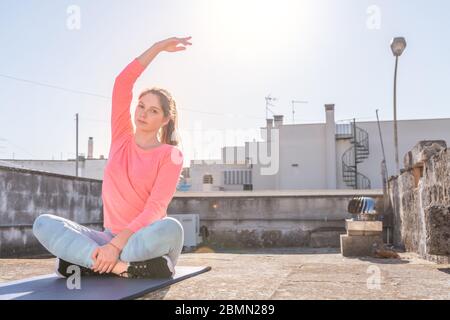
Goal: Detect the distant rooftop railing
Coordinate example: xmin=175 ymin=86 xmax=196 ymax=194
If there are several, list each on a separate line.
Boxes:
xmin=335 ymin=123 xmax=352 ymax=138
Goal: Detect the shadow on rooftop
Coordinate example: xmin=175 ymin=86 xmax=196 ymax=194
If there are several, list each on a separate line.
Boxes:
xmin=190 ymin=246 xmax=340 ymax=255
xmin=437 ymin=268 xmax=450 ymax=275
xmin=352 ymin=256 xmax=410 ymax=264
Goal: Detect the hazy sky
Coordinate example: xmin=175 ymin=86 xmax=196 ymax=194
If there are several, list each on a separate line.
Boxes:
xmin=1 ymin=0 xmax=449 ymax=166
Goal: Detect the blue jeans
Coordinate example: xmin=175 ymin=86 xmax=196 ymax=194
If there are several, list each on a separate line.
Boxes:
xmin=32 ymin=213 xmax=184 ymax=269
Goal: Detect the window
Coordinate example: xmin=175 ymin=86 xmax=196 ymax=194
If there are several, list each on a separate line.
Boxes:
xmin=203 ymin=174 xmax=213 ymax=184
xmin=224 ymin=170 xmax=252 ymax=185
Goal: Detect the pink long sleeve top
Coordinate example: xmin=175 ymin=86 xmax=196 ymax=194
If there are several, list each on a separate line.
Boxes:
xmin=102 ymin=58 xmax=184 ymax=234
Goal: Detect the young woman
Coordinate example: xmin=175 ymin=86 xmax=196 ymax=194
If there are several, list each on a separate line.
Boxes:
xmin=32 ymin=36 xmax=192 ymax=279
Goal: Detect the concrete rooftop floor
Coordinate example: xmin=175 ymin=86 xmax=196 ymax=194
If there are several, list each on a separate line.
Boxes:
xmin=0 ymin=247 xmax=449 ymax=300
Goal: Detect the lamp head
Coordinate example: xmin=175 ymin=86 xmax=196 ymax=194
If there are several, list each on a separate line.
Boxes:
xmin=391 ymin=37 xmax=407 ymax=57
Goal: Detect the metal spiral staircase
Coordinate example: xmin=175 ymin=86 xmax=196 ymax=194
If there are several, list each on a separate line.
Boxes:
xmin=339 ymin=122 xmax=371 ymax=189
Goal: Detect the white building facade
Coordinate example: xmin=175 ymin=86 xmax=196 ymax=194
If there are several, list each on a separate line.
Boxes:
xmin=0 ymin=137 xmax=107 ymax=180
xmin=189 ymin=105 xmax=450 ymax=191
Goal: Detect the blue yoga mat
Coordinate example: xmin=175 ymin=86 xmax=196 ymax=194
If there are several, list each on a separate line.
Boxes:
xmin=0 ymin=265 xmax=211 ymax=300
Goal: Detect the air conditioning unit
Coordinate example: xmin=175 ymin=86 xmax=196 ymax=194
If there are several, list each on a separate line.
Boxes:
xmin=168 ymin=213 xmax=202 ymax=247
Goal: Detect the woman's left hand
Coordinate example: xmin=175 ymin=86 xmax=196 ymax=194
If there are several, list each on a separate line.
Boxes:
xmin=91 ymin=244 xmax=120 ymax=274
xmin=155 ymin=36 xmax=192 ymax=53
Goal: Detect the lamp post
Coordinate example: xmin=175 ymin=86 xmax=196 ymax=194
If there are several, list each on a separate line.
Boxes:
xmin=390 ymin=37 xmax=407 ymax=174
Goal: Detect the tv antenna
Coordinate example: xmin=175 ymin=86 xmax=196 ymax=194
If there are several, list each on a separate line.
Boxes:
xmin=265 ymin=94 xmax=278 ymax=119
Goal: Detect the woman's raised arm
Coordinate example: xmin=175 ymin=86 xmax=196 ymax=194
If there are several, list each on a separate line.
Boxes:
xmin=137 ymin=36 xmax=192 ymax=67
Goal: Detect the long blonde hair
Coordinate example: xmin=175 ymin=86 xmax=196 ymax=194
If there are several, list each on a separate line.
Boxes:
xmin=138 ymin=87 xmax=180 ymax=146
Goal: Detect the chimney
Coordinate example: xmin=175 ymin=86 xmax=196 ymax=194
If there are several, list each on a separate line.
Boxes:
xmin=261 ymin=118 xmax=274 ymax=143
xmin=273 ymin=115 xmax=284 ymax=127
xmin=325 ymin=104 xmax=335 ymax=120
xmin=88 ymin=137 xmax=93 ymax=159
xmin=324 ymin=104 xmax=337 ymax=189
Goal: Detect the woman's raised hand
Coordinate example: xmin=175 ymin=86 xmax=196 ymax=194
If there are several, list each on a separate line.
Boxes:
xmin=155 ymin=36 xmax=192 ymax=53
xmin=136 ymin=36 xmax=192 ymax=71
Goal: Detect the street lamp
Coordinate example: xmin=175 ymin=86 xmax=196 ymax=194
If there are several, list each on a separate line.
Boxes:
xmin=390 ymin=37 xmax=407 ymax=175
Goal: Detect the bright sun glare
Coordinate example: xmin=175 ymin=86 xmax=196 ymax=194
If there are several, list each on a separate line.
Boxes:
xmin=206 ymin=0 xmax=313 ymax=61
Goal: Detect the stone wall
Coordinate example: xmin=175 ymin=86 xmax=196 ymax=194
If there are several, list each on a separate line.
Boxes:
xmin=0 ymin=165 xmax=103 ymax=258
xmin=389 ymin=140 xmax=450 ymax=263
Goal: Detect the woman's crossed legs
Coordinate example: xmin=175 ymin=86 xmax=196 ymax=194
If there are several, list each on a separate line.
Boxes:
xmin=32 ymin=213 xmax=184 ymax=276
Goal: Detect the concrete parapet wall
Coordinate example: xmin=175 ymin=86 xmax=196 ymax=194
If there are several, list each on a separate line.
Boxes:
xmin=1 ymin=164 xmax=384 ymax=257
xmin=170 ymin=190 xmax=384 ymax=248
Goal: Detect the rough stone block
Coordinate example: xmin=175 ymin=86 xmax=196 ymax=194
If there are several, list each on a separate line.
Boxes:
xmin=425 ymin=205 xmax=450 ymax=255
xmin=403 ymin=140 xmax=447 ymax=170
xmin=340 ymin=234 xmax=383 ymax=257
xmin=346 ymin=220 xmax=382 ymax=236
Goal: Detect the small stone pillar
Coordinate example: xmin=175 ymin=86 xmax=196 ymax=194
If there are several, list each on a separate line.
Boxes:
xmin=340 ymin=197 xmax=383 ymax=257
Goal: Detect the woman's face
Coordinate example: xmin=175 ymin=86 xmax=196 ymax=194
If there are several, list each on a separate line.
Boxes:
xmin=134 ymin=93 xmax=169 ymax=132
